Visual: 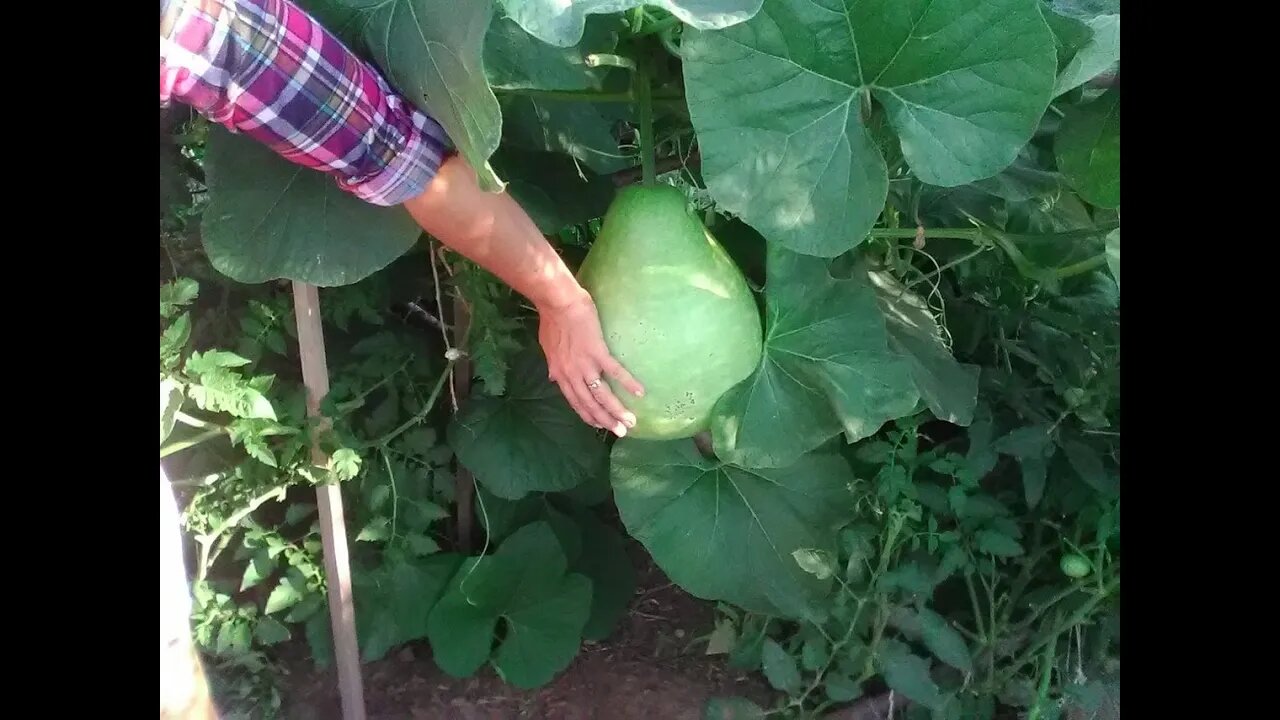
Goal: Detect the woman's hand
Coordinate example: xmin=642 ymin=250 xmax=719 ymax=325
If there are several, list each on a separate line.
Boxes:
xmin=538 ymin=293 xmax=644 ymax=437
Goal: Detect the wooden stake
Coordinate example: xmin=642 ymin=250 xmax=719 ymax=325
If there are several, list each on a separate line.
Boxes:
xmin=291 ymin=282 xmax=366 ymax=720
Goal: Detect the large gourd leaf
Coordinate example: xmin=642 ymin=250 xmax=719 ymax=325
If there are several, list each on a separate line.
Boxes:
xmin=336 ymin=0 xmax=504 ymax=191
xmin=710 ymin=246 xmax=975 ymax=469
xmin=1055 ymin=87 xmax=1120 ymax=208
xmin=484 ymin=14 xmax=618 ymax=91
xmin=448 ymin=350 xmax=609 ymax=499
xmin=866 ymin=268 xmax=980 ymax=427
xmin=426 ymin=521 xmax=592 ymax=688
xmin=202 ymin=127 xmax=423 ymax=286
xmin=499 ymin=0 xmax=764 ymax=48
xmin=683 ymin=0 xmax=1058 ymax=257
xmin=610 ymin=437 xmax=853 ymax=619
xmin=502 ymin=97 xmax=629 ymax=174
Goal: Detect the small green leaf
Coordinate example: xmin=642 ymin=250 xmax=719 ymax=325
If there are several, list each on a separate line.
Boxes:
xmin=160 ymin=277 xmax=200 ymax=316
xmin=265 ymin=577 xmax=305 ymax=614
xmin=975 ymin=530 xmax=1025 ymax=557
xmin=1055 ymin=87 xmax=1120 ymax=208
xmin=761 ymin=638 xmax=802 ymax=693
xmin=993 ymin=424 xmax=1054 ymax=459
xmin=793 ymin=548 xmax=838 ymax=580
xmin=240 ymin=551 xmax=274 ymax=591
xmin=254 ymin=616 xmax=292 ymax=645
xmin=916 ymin=606 xmax=973 ymax=673
xmin=161 ymin=314 xmax=192 ymax=363
xmin=186 ymin=350 xmax=252 ymax=374
xmin=160 ymin=379 xmax=183 ymax=445
xmin=216 ymin=620 xmax=252 ymax=655
xmin=1062 ymin=439 xmax=1115 ymax=494
xmin=801 ymin=636 xmax=830 ymax=671
xmin=357 ymin=518 xmax=391 ymax=543
xmin=881 ymin=562 xmax=935 ymax=595
xmin=1021 ymin=455 xmax=1048 ymax=508
xmin=405 ymin=532 xmax=441 ymax=556
xmin=330 ymin=448 xmax=362 ymax=481
xmin=824 ymin=671 xmax=863 ymax=702
xmin=880 ymin=641 xmax=946 ymax=710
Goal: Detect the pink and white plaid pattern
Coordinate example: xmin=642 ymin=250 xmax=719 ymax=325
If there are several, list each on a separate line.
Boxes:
xmin=159 ymin=0 xmax=453 ymax=206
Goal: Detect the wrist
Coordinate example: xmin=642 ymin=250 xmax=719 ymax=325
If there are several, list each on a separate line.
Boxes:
xmin=534 ymin=281 xmax=593 ymax=315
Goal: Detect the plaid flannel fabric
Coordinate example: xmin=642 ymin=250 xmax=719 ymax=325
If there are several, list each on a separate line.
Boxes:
xmin=159 ymin=0 xmax=453 ymax=206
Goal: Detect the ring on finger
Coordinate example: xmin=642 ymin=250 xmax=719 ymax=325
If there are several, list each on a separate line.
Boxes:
xmin=586 ymin=378 xmax=602 ymax=390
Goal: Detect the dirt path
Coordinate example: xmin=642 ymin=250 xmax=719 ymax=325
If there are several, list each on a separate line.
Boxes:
xmin=280 ymin=546 xmax=774 ymax=719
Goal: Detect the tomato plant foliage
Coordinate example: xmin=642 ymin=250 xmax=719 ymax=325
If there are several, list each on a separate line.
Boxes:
xmin=172 ymin=0 xmax=1119 ymax=715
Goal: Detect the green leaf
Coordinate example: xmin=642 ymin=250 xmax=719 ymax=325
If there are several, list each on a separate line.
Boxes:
xmin=916 ymin=606 xmax=973 ymax=673
xmin=993 ymin=424 xmax=1054 ymax=459
xmin=357 ymin=518 xmax=391 ymax=543
xmin=793 ymin=548 xmax=838 ymax=580
xmin=570 ymin=508 xmax=637 ymax=640
xmin=484 ymin=14 xmax=617 ymax=91
xmin=265 ymin=577 xmax=305 ymax=614
xmin=240 ymin=551 xmax=274 ymax=591
xmin=186 ymin=350 xmax=252 ymax=374
xmin=161 ymin=313 xmax=192 ymax=365
xmin=426 ymin=521 xmax=593 ymax=688
xmin=824 ymin=671 xmax=863 ymax=702
xmin=710 ymin=247 xmax=918 ymax=468
xmin=502 ymin=97 xmax=628 ymax=174
xmin=761 ymin=638 xmax=802 ymax=693
xmin=338 ymin=0 xmax=504 ymax=190
xmin=353 ymin=551 xmax=461 ymax=661
xmin=1052 ymin=14 xmax=1119 ymax=97
xmin=284 ymin=503 xmax=316 ymax=526
xmin=491 ymin=148 xmax=618 ymax=235
xmin=880 ymin=640 xmax=946 ymax=709
xmin=160 ymin=277 xmax=200 ymax=317
xmin=498 ymin=0 xmax=764 ymax=48
xmin=448 ymin=350 xmax=609 ymax=500
xmin=610 ymin=437 xmax=852 ymax=618
xmin=703 ymin=697 xmax=766 ymax=720
xmin=405 ymin=532 xmax=441 ymax=556
xmin=254 ymin=616 xmax=292 ymax=645
xmin=683 ymin=0 xmax=1057 ymax=256
xmin=1021 ymin=454 xmax=1048 ymax=508
xmin=160 ymin=379 xmax=183 ymax=445
xmin=868 ymin=268 xmax=980 ymax=427
xmin=1104 ymin=228 xmax=1120 ymax=289
xmin=330 ymin=448 xmax=362 ymax=481
xmin=975 ymin=529 xmax=1024 ymax=557
xmin=1055 ymin=87 xmax=1120 ymax=208
xmin=202 ymin=126 xmax=422 ymax=286
xmin=1062 ymin=439 xmax=1116 ymax=494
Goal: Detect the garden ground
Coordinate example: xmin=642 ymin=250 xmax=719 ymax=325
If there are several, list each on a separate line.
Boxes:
xmin=279 ymin=543 xmax=773 ymax=719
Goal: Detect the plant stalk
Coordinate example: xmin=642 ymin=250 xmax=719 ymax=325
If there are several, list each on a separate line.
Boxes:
xmin=635 ymin=64 xmax=656 ymax=186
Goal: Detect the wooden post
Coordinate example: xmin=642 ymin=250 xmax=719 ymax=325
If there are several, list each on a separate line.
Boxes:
xmin=291 ymin=282 xmax=366 ymax=720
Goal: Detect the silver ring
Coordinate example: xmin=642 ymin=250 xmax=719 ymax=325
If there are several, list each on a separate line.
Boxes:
xmin=586 ymin=378 xmax=602 ymax=390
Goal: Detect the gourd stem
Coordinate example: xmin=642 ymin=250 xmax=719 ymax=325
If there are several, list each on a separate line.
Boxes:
xmin=636 ymin=64 xmax=656 ymax=186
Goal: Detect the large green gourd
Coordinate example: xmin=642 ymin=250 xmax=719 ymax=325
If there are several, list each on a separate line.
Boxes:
xmin=577 ymin=184 xmax=763 ymax=440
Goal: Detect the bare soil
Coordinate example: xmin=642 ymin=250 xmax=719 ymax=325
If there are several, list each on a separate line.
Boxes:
xmin=278 ymin=544 xmax=774 ymax=720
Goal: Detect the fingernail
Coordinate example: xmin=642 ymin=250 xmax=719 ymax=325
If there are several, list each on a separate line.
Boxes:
xmin=624 ymin=413 xmax=637 ymax=427
xmin=614 ymin=424 xmax=627 ymax=437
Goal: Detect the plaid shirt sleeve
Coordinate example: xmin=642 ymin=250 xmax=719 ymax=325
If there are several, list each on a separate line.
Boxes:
xmin=159 ymin=0 xmax=453 ymax=207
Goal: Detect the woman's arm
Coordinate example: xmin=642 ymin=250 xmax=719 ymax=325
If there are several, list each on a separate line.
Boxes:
xmin=160 ymin=0 xmax=641 ymax=436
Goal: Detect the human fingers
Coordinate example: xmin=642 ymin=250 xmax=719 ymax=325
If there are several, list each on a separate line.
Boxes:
xmin=596 ymin=352 xmax=645 ymax=398
xmin=584 ymin=369 xmax=637 ymax=430
xmin=551 ymin=372 xmax=602 ymax=429
xmin=572 ymin=373 xmax=628 ymax=436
